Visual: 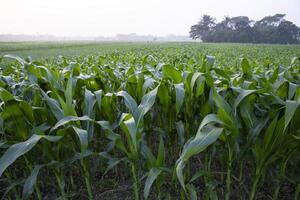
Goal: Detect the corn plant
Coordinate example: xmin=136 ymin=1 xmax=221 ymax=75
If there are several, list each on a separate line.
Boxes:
xmin=0 ymin=45 xmax=299 ymax=199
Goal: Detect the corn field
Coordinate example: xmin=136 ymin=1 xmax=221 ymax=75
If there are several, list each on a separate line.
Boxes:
xmin=0 ymin=45 xmax=299 ymax=199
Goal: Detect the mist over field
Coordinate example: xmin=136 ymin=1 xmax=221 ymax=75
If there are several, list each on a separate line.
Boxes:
xmin=0 ymin=34 xmax=192 ymax=42
xmin=1 ymin=0 xmax=299 ymax=41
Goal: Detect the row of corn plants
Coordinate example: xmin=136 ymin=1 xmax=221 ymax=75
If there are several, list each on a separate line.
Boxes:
xmin=0 ymin=51 xmax=299 ymax=199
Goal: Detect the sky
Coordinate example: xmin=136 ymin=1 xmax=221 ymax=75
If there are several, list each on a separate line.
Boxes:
xmin=0 ymin=0 xmax=299 ymax=37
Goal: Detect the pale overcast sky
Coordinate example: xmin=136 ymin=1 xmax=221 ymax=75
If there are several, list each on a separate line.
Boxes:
xmin=0 ymin=0 xmax=299 ymax=37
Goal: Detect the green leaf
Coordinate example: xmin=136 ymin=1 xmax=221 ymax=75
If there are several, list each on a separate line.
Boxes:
xmin=141 ymin=143 xmax=156 ymax=168
xmin=233 ymin=89 xmax=256 ymax=116
xmin=0 ymin=134 xmax=61 ymax=176
xmin=0 ymin=88 xmax=15 ymax=102
xmin=198 ymin=114 xmax=224 ymax=131
xmin=214 ymin=68 xmax=230 ymax=80
xmin=19 ymin=101 xmax=35 ymax=123
xmin=36 ymin=65 xmax=53 ymax=84
xmin=176 ymin=121 xmax=185 ymax=145
xmin=156 ymin=136 xmax=165 ymax=167
xmin=195 ymin=76 xmax=206 ymax=96
xmin=181 ymin=127 xmax=223 ymax=162
xmin=68 ymin=151 xmax=94 ymax=164
xmin=263 ymin=116 xmax=278 ymax=150
xmin=269 ymin=66 xmax=279 ymax=83
xmin=116 ymin=91 xmax=138 ymax=113
xmin=95 ymin=90 xmax=103 ymax=111
xmin=217 ymin=108 xmax=234 ymax=131
xmin=190 ymin=72 xmax=203 ymax=92
xmin=175 ymin=83 xmax=185 ymax=114
xmin=186 ymin=184 xmax=197 ymax=200
xmin=4 ymin=54 xmax=26 ymax=66
xmin=99 ymin=152 xmax=124 ymax=176
xmin=121 ymin=115 xmax=138 ymax=151
xmin=205 ymin=55 xmax=215 ymax=72
xmin=162 ymin=64 xmax=182 ymax=83
xmin=176 ymin=119 xmax=223 ymax=190
xmin=0 ymin=141 xmax=5 ymax=148
xmin=213 ymin=89 xmax=231 ymax=114
xmin=65 ymin=76 xmax=74 ymax=108
xmin=189 ymin=170 xmax=207 ymax=183
xmin=285 ymin=100 xmax=299 ymax=130
xmin=205 ymin=73 xmax=214 ymax=87
xmin=240 ymin=57 xmax=252 ymax=76
xmin=72 ymin=126 xmax=88 ymax=152
xmin=22 ymin=165 xmax=42 ymax=199
xmin=142 ymin=78 xmax=155 ymax=95
xmin=144 ymin=168 xmax=162 ymax=200
xmin=134 ymin=86 xmax=158 ymax=127
xmin=50 ymin=115 xmax=92 ymax=133
xmin=40 ymin=90 xmax=64 ymax=121
xmin=84 ymin=89 xmax=96 ymax=117
xmin=83 ymin=89 xmax=96 ymax=139
xmin=176 ymin=160 xmax=186 ymax=191
xmin=157 ymin=83 xmax=170 ymax=108
xmin=288 ymin=83 xmax=298 ymax=100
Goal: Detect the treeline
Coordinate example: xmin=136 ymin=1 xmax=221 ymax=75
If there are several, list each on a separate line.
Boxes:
xmin=190 ymin=14 xmax=300 ymax=44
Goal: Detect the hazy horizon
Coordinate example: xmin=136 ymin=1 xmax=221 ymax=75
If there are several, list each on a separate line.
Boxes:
xmin=1 ymin=0 xmax=300 ymax=37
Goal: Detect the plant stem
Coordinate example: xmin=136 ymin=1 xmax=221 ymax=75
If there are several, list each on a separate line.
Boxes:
xmin=225 ymin=145 xmax=232 ymax=200
xmin=54 ymin=171 xmax=66 ymax=200
xmin=131 ymin=163 xmax=139 ymax=200
xmin=35 ymin=185 xmax=43 ymax=200
xmin=249 ymin=175 xmax=260 ymax=200
xmin=272 ymin=183 xmax=280 ymax=200
xmin=294 ymin=184 xmax=300 ymax=200
xmin=81 ymin=159 xmax=93 ymax=200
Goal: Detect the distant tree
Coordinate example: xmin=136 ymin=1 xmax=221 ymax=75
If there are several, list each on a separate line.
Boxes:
xmin=211 ymin=16 xmax=253 ymax=42
xmin=212 ymin=17 xmax=234 ymax=42
xmin=189 ymin=15 xmax=216 ymax=41
xmin=231 ymin=16 xmax=253 ymax=42
xmin=253 ymin=14 xmax=285 ymax=43
xmin=190 ymin=13 xmax=300 ymax=44
xmin=277 ymin=21 xmax=300 ymax=44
